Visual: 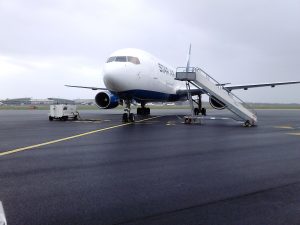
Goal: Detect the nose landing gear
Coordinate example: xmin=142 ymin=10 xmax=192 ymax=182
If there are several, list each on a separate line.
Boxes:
xmin=122 ymin=100 xmax=135 ymax=123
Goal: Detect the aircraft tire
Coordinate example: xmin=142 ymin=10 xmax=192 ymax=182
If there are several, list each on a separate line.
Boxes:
xmin=129 ymin=113 xmax=135 ymax=122
xmin=122 ymin=113 xmax=129 ymax=123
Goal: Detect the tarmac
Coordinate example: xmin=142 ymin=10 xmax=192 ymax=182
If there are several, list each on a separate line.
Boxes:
xmin=1 ymin=108 xmax=300 ymax=225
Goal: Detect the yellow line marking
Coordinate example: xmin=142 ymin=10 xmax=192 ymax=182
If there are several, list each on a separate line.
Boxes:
xmin=287 ymin=132 xmax=300 ymax=136
xmin=0 ymin=116 xmax=162 ymax=157
xmin=274 ymin=126 xmax=294 ymax=129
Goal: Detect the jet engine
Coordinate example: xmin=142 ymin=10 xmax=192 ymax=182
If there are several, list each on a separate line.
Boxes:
xmin=209 ymin=96 xmax=226 ymax=110
xmin=95 ymin=91 xmax=119 ymax=109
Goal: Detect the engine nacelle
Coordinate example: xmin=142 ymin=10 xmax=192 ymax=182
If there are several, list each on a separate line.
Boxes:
xmin=209 ymin=96 xmax=226 ymax=110
xmin=95 ymin=91 xmax=119 ymax=109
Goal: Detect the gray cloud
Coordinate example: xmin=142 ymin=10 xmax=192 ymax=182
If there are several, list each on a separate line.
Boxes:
xmin=0 ymin=0 xmax=299 ymax=102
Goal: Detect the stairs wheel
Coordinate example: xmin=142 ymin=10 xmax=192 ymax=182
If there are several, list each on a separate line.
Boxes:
xmin=184 ymin=118 xmax=192 ymax=124
xmin=244 ymin=120 xmax=251 ymax=127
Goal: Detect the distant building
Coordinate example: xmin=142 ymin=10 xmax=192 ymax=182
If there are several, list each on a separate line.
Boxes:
xmin=1 ymin=98 xmax=75 ymax=105
xmin=73 ymin=99 xmax=95 ymax=105
xmin=1 ymin=98 xmax=32 ymax=105
xmin=30 ymin=99 xmax=55 ymax=105
xmin=48 ymin=98 xmax=75 ymax=104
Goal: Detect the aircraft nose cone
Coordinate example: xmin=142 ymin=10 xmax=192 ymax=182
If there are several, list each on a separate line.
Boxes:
xmin=103 ymin=64 xmax=127 ymax=91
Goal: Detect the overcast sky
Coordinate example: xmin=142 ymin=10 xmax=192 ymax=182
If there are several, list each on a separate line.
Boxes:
xmin=0 ymin=0 xmax=300 ymax=103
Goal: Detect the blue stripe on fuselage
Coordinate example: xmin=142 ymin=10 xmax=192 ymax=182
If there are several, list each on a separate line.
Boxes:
xmin=111 ymin=89 xmax=184 ymax=102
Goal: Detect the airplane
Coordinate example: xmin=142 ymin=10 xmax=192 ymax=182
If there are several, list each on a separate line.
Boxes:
xmin=66 ymin=47 xmax=300 ymax=123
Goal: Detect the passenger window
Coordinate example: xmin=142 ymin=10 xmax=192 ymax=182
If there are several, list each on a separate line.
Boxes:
xmin=128 ymin=56 xmax=140 ymax=64
xmin=106 ymin=57 xmax=116 ymax=63
xmin=115 ymin=56 xmax=127 ymax=62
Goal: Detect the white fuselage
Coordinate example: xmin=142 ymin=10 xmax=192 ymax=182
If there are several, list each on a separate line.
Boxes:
xmin=102 ymin=48 xmax=185 ymax=102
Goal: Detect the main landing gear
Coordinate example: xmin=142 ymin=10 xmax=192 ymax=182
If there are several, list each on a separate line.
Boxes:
xmin=122 ymin=100 xmax=135 ymax=123
xmin=122 ymin=101 xmax=151 ymax=123
xmin=193 ymin=94 xmax=206 ymax=116
xmin=137 ymin=102 xmax=150 ymax=116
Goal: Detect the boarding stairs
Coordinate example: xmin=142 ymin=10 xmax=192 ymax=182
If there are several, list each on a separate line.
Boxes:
xmin=176 ymin=67 xmax=257 ymax=126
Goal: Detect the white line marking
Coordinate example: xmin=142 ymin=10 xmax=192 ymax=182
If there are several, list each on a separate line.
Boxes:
xmin=0 ymin=201 xmax=7 ymax=225
xmin=274 ymin=126 xmax=294 ymax=129
xmin=287 ymin=132 xmax=300 ymax=136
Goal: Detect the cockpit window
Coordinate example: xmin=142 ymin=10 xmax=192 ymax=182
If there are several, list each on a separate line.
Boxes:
xmin=115 ymin=56 xmax=127 ymax=62
xmin=106 ymin=56 xmax=140 ymax=64
xmin=128 ymin=56 xmax=140 ymax=64
xmin=106 ymin=57 xmax=116 ymax=63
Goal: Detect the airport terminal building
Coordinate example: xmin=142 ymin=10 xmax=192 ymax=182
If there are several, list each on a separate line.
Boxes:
xmin=0 ymin=98 xmax=75 ymax=105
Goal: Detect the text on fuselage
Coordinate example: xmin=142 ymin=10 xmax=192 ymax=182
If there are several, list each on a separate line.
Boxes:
xmin=158 ymin=63 xmax=175 ymax=77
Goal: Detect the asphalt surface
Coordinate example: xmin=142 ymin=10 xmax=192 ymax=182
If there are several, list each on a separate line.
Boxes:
xmin=1 ymin=109 xmax=300 ymax=225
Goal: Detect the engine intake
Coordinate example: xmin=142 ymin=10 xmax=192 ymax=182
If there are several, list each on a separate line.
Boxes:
xmin=209 ymin=96 xmax=226 ymax=110
xmin=95 ymin=91 xmax=119 ymax=109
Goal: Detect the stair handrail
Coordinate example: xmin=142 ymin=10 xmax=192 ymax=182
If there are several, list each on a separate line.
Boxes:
xmin=193 ymin=67 xmax=257 ymax=116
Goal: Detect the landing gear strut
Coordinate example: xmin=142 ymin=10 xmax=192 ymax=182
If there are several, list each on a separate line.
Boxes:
xmin=193 ymin=94 xmax=206 ymax=116
xmin=137 ymin=102 xmax=150 ymax=116
xmin=122 ymin=100 xmax=135 ymax=123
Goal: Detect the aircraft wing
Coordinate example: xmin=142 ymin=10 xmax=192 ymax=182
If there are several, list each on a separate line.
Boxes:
xmin=65 ymin=85 xmax=108 ymax=91
xmin=225 ymin=81 xmax=300 ymax=91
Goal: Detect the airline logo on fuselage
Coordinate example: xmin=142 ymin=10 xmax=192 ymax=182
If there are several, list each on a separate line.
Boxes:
xmin=158 ymin=63 xmax=175 ymax=77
